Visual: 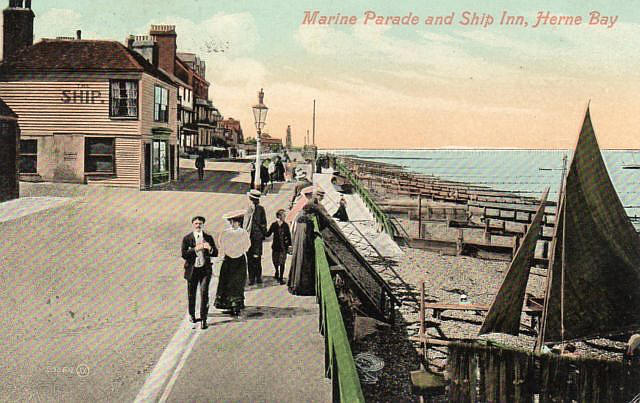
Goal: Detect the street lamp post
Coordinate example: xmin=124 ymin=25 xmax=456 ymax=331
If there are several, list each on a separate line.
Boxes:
xmin=252 ymin=88 xmax=268 ymax=190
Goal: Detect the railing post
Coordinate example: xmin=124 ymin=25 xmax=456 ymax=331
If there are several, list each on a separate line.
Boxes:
xmin=418 ymin=193 xmax=423 ymax=239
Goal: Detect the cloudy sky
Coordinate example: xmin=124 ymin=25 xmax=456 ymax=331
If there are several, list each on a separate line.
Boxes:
xmin=10 ymin=0 xmax=640 ymax=149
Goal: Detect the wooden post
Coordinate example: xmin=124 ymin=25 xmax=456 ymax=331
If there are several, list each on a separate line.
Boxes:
xmin=418 ymin=193 xmax=423 ymax=239
xmin=542 ymin=241 xmax=549 ymax=259
xmin=457 ymin=229 xmax=464 ymax=255
xmin=419 ymin=281 xmax=426 ymax=362
xmin=484 ymin=218 xmax=491 ymax=243
xmin=513 ymin=235 xmax=521 ymax=256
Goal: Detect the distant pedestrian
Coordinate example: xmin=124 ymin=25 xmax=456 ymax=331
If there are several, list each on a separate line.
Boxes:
xmin=266 ymin=209 xmax=292 ymax=284
xmin=181 ymin=216 xmax=218 ymax=329
xmin=215 ymin=210 xmax=252 ymax=316
xmin=268 ymin=159 xmax=276 ymax=191
xmin=275 ymin=157 xmax=285 ymax=182
xmin=195 ymin=154 xmax=205 ymax=181
xmin=244 ymin=189 xmax=267 ymax=285
xmin=249 ymin=162 xmax=256 ymax=190
xmin=290 ymin=171 xmax=312 ymax=208
xmin=260 ymin=163 xmax=270 ymax=194
xmin=333 ymin=196 xmax=349 ymax=222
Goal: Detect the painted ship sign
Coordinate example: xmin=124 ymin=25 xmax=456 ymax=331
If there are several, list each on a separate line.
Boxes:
xmin=61 ymin=89 xmax=105 ymax=104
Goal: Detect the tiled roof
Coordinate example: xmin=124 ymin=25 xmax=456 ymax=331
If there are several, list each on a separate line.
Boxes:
xmin=0 ymin=98 xmax=18 ymax=119
xmin=2 ymin=40 xmax=142 ymax=71
xmin=0 ymin=39 xmax=176 ymax=86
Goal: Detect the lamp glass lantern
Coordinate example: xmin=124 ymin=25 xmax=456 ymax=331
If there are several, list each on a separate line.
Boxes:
xmin=252 ymin=91 xmax=268 ymax=133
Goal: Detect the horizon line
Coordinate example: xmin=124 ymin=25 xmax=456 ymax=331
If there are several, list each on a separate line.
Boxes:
xmin=319 ymin=147 xmax=640 ymax=151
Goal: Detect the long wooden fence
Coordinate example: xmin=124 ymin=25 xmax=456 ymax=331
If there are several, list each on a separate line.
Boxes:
xmin=447 ymin=342 xmax=640 ymax=402
xmin=313 ymin=217 xmax=366 ymax=403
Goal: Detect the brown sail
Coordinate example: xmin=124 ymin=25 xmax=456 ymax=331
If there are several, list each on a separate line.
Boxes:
xmin=538 ymin=107 xmax=640 ymax=345
xmin=478 ymin=189 xmax=549 ymax=335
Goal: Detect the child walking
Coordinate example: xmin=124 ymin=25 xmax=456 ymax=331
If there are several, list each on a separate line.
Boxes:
xmin=265 ymin=209 xmax=292 ymax=284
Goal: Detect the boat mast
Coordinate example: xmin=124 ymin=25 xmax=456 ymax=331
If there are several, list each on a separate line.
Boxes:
xmin=560 ymin=154 xmax=568 ymax=347
xmin=535 ymin=153 xmax=568 ymax=352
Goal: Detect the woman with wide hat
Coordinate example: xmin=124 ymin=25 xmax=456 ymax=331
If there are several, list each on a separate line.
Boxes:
xmin=214 ymin=210 xmax=251 ymax=316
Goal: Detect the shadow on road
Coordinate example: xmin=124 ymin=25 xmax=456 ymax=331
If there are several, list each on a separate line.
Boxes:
xmin=156 ymin=169 xmax=250 ymax=194
xmin=155 ymin=168 xmax=287 ymax=194
xmin=207 ymin=305 xmax=315 ymax=321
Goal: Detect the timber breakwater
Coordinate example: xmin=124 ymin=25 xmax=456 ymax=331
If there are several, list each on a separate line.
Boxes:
xmin=326 ymin=132 xmax=640 ymax=401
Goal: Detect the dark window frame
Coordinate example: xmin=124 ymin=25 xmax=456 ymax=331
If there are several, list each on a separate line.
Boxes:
xmin=19 ymin=138 xmax=37 ymax=174
xmin=85 ymin=137 xmax=115 ymax=174
xmin=154 ymin=85 xmax=169 ymax=123
xmin=109 ymin=79 xmax=139 ymax=119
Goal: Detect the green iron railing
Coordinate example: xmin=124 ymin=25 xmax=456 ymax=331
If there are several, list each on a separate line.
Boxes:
xmin=313 ymin=218 xmax=366 ymax=403
xmin=334 ymin=158 xmax=397 ymax=237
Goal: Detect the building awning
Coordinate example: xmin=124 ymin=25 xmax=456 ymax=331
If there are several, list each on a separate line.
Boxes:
xmin=152 ymin=127 xmax=173 ymax=139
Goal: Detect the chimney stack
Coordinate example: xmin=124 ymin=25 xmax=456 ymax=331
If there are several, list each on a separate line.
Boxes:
xmin=76 ymin=30 xmax=81 ymax=40
xmin=129 ymin=35 xmax=158 ymax=67
xmin=3 ymin=0 xmax=35 ymax=61
xmin=149 ymin=24 xmax=176 ymax=75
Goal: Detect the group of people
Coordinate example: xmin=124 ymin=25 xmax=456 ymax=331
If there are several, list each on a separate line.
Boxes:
xmin=180 ymin=189 xmax=292 ymax=329
xmin=181 ymin=162 xmax=348 ymax=329
xmin=249 ymin=156 xmax=288 ymax=194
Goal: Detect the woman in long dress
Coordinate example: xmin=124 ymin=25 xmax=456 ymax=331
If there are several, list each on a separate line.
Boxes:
xmin=288 ymin=203 xmax=317 ymax=296
xmin=214 ymin=210 xmax=251 ymax=316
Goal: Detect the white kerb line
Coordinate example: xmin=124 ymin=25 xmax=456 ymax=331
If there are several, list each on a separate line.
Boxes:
xmin=134 ymin=315 xmax=201 ymax=402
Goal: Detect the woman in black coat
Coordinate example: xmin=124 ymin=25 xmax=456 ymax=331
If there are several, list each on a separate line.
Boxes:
xmin=260 ymin=162 xmax=270 ymax=194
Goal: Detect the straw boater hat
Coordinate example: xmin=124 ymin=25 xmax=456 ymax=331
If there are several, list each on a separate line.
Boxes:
xmin=315 ymin=188 xmax=325 ymax=196
xmin=247 ymin=189 xmax=262 ymax=200
xmin=301 ymin=186 xmax=315 ymax=195
xmin=222 ymin=209 xmax=246 ymax=220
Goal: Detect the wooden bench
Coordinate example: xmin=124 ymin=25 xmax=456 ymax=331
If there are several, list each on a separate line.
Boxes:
xmin=424 ymin=302 xmax=542 ymax=330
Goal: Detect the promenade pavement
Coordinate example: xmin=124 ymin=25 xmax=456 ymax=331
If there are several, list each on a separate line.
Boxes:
xmin=0 ymin=166 xmax=330 ymax=402
xmin=314 ymin=170 xmax=403 ymax=259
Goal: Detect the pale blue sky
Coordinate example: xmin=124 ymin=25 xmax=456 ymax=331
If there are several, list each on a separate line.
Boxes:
xmin=9 ymin=1 xmax=640 ymax=148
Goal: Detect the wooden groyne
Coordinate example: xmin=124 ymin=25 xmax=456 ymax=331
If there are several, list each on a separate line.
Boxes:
xmin=333 ymin=155 xmax=554 ymax=265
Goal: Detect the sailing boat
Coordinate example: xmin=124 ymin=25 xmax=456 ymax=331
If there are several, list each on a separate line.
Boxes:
xmin=479 ymin=106 xmax=640 ymax=348
xmin=478 ymin=188 xmax=549 ymax=336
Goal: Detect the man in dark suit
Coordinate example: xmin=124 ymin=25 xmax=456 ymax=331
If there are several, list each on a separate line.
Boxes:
xmin=181 ymin=216 xmax=218 ymax=329
xmin=195 ymin=154 xmax=205 ymax=181
xmin=244 ymin=190 xmax=267 ymax=285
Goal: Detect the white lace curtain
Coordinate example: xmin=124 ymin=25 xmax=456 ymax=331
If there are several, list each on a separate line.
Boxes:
xmin=111 ymin=81 xmax=137 ymax=117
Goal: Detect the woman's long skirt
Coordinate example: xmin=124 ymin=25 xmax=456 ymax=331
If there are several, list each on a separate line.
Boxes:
xmin=214 ymin=255 xmax=247 ymax=310
xmin=287 ymin=219 xmax=316 ymax=296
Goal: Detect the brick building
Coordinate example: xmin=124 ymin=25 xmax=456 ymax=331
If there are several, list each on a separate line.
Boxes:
xmin=220 ymin=117 xmax=244 ymax=146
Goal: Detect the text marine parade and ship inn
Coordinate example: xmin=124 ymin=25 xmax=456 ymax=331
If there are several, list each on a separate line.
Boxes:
xmin=4 ymin=0 xmax=640 ymax=402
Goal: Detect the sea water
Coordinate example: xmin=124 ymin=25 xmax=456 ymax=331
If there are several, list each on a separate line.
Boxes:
xmin=328 ymin=149 xmax=640 ymax=220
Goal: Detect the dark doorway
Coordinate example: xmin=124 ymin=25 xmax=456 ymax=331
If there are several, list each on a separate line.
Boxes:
xmin=170 ymin=144 xmax=176 ymax=181
xmin=144 ymin=143 xmax=151 ymax=189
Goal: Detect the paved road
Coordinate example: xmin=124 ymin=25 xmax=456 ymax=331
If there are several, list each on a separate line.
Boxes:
xmin=0 ymin=174 xmax=330 ymax=402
